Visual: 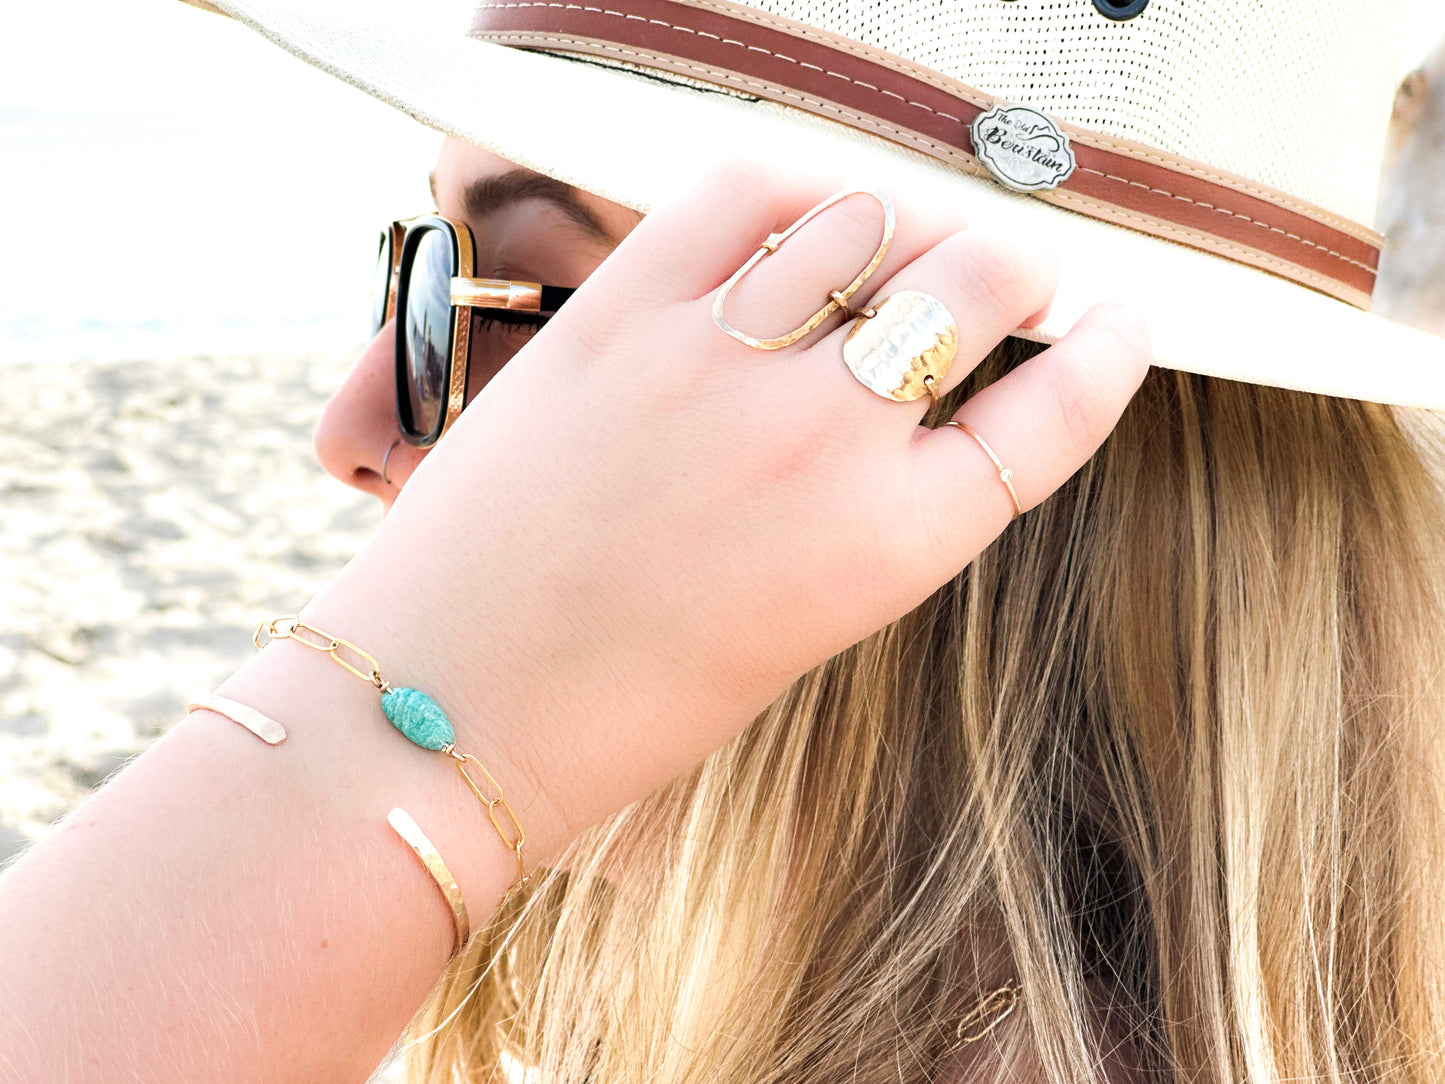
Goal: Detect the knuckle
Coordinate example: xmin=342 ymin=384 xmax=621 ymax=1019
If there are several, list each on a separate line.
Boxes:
xmin=1092 ymin=302 xmax=1153 ymax=364
xmin=554 ymin=296 xmax=618 ymax=359
xmin=1050 ymin=350 xmax=1115 ymax=451
xmin=1048 ymin=305 xmax=1150 ymax=450
xmin=705 ymin=158 xmax=785 ymax=199
xmin=952 ymin=233 xmax=1045 ymax=318
xmin=772 ymin=403 xmax=848 ymax=481
xmin=832 ymin=190 xmax=888 ymax=239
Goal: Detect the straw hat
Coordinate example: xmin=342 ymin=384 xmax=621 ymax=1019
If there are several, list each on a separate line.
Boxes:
xmin=196 ymin=0 xmax=1445 ymax=408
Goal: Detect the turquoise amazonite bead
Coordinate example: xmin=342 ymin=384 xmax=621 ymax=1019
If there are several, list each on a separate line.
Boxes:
xmin=381 ymin=687 xmax=456 ymax=751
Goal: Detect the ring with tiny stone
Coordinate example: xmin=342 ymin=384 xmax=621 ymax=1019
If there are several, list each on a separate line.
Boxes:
xmin=944 ymin=420 xmax=1021 ymax=519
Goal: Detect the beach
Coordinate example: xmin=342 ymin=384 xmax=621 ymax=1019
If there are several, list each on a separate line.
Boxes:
xmin=0 ymin=352 xmax=377 ymax=865
xmin=0 ymin=350 xmax=430 ymax=1081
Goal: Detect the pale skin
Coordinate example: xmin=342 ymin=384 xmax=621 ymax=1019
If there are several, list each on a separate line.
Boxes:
xmin=0 ymin=137 xmax=1150 ymax=1081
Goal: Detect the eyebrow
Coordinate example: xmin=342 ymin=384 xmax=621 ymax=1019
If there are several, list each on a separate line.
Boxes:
xmin=429 ymin=168 xmax=619 ymax=244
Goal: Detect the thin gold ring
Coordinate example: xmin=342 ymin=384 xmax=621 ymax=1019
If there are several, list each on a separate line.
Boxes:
xmin=944 ymin=421 xmax=1022 ymax=519
xmin=381 ymin=439 xmax=401 ymax=486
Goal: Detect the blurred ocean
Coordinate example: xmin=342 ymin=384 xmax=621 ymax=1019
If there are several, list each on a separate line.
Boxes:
xmin=0 ymin=106 xmax=435 ymax=366
xmin=0 ymin=0 xmax=448 ymax=368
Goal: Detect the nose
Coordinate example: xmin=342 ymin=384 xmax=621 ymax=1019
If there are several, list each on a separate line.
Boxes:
xmin=314 ymin=320 xmax=424 ymax=509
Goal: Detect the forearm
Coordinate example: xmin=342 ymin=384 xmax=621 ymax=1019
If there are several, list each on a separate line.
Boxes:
xmin=0 ymin=459 xmax=754 ymax=1083
xmin=0 ymin=644 xmax=521 ymax=1083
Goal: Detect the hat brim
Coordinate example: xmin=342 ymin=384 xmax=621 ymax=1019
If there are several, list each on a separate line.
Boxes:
xmin=216 ymin=0 xmax=1445 ymax=409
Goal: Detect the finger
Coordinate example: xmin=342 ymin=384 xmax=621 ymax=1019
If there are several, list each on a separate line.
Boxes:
xmin=907 ymin=303 xmax=1151 ymax=562
xmin=1019 ymin=300 xmax=1052 ymax=330
xmin=794 ymin=227 xmax=1060 ymax=422
xmin=592 ymin=160 xmax=846 ymax=304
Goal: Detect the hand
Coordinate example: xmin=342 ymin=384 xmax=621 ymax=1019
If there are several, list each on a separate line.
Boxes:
xmin=304 ymin=163 xmax=1151 ymax=856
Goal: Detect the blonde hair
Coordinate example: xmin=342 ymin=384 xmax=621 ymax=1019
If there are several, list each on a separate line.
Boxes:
xmin=399 ymin=340 xmax=1445 ymax=1083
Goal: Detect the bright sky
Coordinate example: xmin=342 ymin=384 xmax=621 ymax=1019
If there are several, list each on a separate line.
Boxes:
xmin=0 ymin=0 xmax=449 ymax=364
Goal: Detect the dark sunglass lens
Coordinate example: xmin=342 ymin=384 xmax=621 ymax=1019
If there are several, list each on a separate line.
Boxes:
xmin=370 ymin=231 xmax=392 ymax=338
xmin=403 ymin=228 xmax=456 ymax=439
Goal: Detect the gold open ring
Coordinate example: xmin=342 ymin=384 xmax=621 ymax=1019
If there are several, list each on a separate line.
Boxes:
xmin=712 ymin=189 xmax=895 ymax=351
xmin=945 ymin=421 xmax=1022 ymax=519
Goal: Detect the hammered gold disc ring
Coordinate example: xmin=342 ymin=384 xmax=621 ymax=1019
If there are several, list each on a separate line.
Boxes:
xmin=842 ymin=291 xmax=959 ymax=403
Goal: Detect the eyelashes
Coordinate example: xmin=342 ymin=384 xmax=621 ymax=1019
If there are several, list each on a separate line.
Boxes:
xmin=473 ymin=310 xmax=548 ymax=337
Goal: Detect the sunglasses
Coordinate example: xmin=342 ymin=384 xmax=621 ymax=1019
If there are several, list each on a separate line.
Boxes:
xmin=372 ymin=215 xmax=576 ymax=447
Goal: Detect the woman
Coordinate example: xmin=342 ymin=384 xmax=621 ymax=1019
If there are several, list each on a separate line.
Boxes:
xmin=313 ymin=138 xmax=645 ymax=504
xmin=1379 ymin=36 xmax=1445 ymax=335
xmin=3 ymin=1 xmax=1444 ymax=1082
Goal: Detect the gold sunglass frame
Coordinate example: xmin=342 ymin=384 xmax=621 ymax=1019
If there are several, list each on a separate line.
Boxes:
xmin=380 ymin=214 xmax=568 ymax=447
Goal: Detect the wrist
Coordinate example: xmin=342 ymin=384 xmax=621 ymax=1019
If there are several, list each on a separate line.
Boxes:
xmin=289 ymin=487 xmax=784 ymax=868
xmin=215 ymin=626 xmax=552 ymax=925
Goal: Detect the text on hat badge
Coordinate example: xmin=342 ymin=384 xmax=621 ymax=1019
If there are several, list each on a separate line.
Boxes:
xmin=971 ymin=104 xmax=1076 ymax=193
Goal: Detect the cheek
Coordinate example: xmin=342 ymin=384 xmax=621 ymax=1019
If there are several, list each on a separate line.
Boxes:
xmin=463 ymin=320 xmax=544 ymax=404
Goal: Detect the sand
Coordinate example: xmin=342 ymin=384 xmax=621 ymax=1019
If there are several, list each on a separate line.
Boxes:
xmin=0 ymin=352 xmax=379 ymax=863
xmin=0 ymin=351 xmax=411 ymax=1080
xmin=0 ymin=352 xmax=441 ymax=1081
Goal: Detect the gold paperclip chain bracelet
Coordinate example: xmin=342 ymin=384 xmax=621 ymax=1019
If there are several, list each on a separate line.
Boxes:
xmin=254 ymin=616 xmax=529 ymax=893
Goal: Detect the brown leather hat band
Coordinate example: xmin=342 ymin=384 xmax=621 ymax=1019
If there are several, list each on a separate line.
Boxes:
xmin=472 ymin=0 xmax=1380 ymax=308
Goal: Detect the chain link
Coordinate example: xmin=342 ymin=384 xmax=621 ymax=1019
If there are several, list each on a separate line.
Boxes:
xmin=254 ymin=616 xmax=389 ymax=689
xmin=256 ymin=615 xmax=528 ymax=893
xmin=951 ymin=981 xmax=1020 ymax=1046
xmin=444 ymin=746 xmax=527 ymax=890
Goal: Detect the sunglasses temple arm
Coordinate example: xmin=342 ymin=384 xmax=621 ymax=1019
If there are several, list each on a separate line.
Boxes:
xmin=540 ymin=285 xmax=575 ymax=314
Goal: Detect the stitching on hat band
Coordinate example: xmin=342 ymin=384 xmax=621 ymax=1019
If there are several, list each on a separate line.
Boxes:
xmin=488 ymin=0 xmax=1378 ymax=244
xmin=471 ymin=0 xmax=1381 ymax=308
xmin=669 ymin=0 xmax=1380 ymax=243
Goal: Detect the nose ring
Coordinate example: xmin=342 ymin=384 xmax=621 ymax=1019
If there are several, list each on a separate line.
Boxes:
xmin=382 ymin=439 xmax=402 ymax=486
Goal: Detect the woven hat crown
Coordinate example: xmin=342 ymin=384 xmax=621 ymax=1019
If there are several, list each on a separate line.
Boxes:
xmin=726 ymin=0 xmax=1400 ymax=223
